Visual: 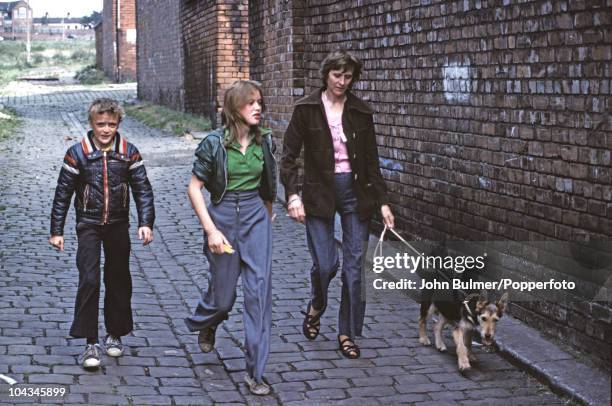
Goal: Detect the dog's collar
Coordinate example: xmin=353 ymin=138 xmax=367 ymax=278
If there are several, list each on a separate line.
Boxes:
xmin=463 ymin=299 xmax=476 ymax=325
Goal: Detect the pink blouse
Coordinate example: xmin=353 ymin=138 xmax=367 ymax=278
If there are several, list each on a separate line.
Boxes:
xmin=322 ymin=95 xmax=351 ymax=173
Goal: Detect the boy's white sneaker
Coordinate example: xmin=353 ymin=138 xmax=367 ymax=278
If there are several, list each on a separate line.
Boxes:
xmin=104 ymin=335 xmax=124 ymax=357
xmin=79 ymin=344 xmax=102 ymax=369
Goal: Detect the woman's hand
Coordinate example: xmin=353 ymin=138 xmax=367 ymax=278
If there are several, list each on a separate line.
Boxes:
xmin=287 ymin=194 xmax=305 ymax=223
xmin=187 ymin=175 xmax=231 ymax=253
xmin=381 ymin=204 xmax=395 ymax=228
xmin=207 ymin=228 xmax=230 ymax=255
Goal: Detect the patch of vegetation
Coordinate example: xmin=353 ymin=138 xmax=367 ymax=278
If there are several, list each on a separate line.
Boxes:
xmin=75 ymin=64 xmax=108 ymax=85
xmin=125 ymin=102 xmax=212 ymax=136
xmin=0 ymin=39 xmax=95 ymax=87
xmin=0 ymin=107 xmax=21 ymax=141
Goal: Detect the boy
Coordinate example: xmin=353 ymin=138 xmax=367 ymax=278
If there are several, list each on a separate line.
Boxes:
xmin=50 ymin=98 xmax=155 ymax=369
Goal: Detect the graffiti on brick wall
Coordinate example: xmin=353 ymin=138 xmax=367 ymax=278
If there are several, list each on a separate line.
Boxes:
xmin=379 ymin=158 xmax=403 ymax=175
xmin=443 ymin=62 xmax=472 ymax=103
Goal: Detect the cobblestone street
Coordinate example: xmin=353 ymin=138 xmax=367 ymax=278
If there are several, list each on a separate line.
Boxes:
xmin=0 ymin=85 xmax=568 ymax=405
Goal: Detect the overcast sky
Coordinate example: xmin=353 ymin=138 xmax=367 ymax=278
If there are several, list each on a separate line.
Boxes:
xmin=28 ymin=0 xmax=103 ymax=18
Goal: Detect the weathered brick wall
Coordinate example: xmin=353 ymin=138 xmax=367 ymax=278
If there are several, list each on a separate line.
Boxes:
xmin=101 ymin=0 xmax=116 ymax=80
xmin=293 ymin=0 xmax=611 ymax=367
xmin=249 ymin=0 xmax=306 ymax=145
xmin=117 ymin=0 xmax=136 ymax=82
xmin=247 ymin=2 xmax=264 ymax=84
xmin=181 ymin=0 xmax=218 ymax=122
xmin=94 ymin=23 xmax=103 ymax=69
xmin=100 ymin=0 xmax=136 ymax=82
xmin=181 ymin=0 xmax=248 ymax=126
xmin=136 ymin=0 xmax=184 ymax=110
xmin=217 ymin=0 xmax=249 ymax=118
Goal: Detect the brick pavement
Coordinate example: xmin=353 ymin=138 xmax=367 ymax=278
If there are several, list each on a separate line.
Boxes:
xmin=0 ymin=85 xmax=569 ymax=405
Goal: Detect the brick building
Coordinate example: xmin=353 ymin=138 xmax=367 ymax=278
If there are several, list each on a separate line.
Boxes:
xmin=0 ymin=0 xmax=32 ymax=37
xmin=136 ymin=1 xmax=611 ymax=368
xmin=99 ymin=0 xmax=136 ymax=82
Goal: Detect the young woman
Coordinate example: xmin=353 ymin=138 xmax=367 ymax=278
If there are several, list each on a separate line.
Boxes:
xmin=184 ymin=80 xmax=277 ymax=395
xmin=281 ymin=50 xmax=395 ymax=359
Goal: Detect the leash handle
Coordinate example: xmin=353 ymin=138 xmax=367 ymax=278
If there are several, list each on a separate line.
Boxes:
xmin=374 ymin=226 xmax=421 ymax=258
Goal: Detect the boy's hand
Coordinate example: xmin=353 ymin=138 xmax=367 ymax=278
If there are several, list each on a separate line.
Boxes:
xmin=138 ymin=226 xmax=153 ymax=246
xmin=49 ymin=235 xmax=64 ymax=251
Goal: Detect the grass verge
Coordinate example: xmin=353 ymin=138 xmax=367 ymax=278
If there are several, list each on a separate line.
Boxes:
xmin=0 ymin=39 xmax=95 ymax=87
xmin=125 ymin=102 xmax=211 ymax=136
xmin=0 ymin=107 xmax=21 ymax=141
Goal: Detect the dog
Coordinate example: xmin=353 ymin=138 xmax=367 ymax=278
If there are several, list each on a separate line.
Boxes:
xmin=418 ymin=288 xmax=508 ymax=372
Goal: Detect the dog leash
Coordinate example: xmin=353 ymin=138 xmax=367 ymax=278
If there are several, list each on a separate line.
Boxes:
xmin=374 ymin=225 xmax=421 ymax=259
xmin=375 ymin=226 xmax=477 ymax=309
xmin=462 ymin=298 xmax=477 ymax=325
xmin=375 ymin=227 xmax=480 ymax=327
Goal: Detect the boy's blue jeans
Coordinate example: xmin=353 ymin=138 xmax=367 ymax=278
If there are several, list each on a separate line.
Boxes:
xmin=305 ymin=172 xmax=370 ymax=340
xmin=70 ymin=221 xmax=133 ymax=341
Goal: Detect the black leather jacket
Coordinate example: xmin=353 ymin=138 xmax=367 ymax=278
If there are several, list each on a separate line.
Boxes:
xmin=50 ymin=132 xmax=155 ymax=236
xmin=192 ymin=127 xmax=277 ymax=204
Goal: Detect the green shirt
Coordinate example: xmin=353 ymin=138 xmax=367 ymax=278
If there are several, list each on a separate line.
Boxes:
xmin=226 ymin=138 xmax=264 ymax=191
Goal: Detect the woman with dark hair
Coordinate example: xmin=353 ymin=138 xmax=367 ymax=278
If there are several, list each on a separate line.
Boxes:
xmin=281 ymin=50 xmax=395 ymax=359
xmin=184 ymin=80 xmax=277 ymax=395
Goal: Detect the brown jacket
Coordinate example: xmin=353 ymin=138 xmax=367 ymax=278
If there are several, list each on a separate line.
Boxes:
xmin=280 ymin=88 xmax=389 ymax=220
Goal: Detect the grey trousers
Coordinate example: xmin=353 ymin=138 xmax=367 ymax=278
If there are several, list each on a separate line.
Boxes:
xmin=185 ymin=190 xmax=272 ymax=382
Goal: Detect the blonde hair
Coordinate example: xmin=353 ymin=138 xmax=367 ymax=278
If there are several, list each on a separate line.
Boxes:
xmin=88 ymin=98 xmax=124 ymax=123
xmin=221 ymin=80 xmax=265 ymax=146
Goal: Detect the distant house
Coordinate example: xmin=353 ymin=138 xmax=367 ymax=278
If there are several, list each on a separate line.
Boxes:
xmin=33 ymin=16 xmax=89 ymax=35
xmin=0 ymin=1 xmax=33 ymax=35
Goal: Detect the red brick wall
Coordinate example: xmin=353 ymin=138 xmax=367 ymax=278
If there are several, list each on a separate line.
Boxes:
xmin=100 ymin=0 xmax=136 ymax=82
xmin=181 ymin=0 xmax=248 ymax=125
xmin=217 ymin=1 xmax=249 ymax=111
xmin=249 ymin=0 xmax=306 ymax=144
xmin=136 ymin=0 xmax=184 ymax=110
xmin=117 ymin=0 xmax=136 ymax=82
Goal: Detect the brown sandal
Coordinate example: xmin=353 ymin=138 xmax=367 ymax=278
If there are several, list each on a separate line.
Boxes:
xmin=301 ymin=302 xmax=321 ymax=340
xmin=338 ymin=336 xmax=360 ymax=359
